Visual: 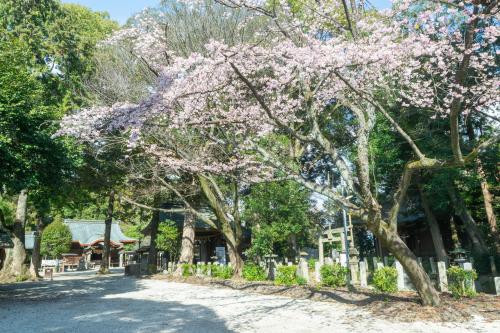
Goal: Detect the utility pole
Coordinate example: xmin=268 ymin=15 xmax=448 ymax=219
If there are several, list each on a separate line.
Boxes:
xmin=341 ymin=178 xmax=350 ymax=276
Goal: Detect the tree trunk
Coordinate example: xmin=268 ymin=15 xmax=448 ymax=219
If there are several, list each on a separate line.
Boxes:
xmin=448 ymin=186 xmax=489 ymax=254
xmin=29 ymin=217 xmax=44 ymax=279
xmin=369 ymin=219 xmax=441 ymax=306
xmin=175 ymin=209 xmax=195 ymax=276
xmin=0 ymin=190 xmax=28 ymax=280
xmin=227 ymin=241 xmax=243 ymax=277
xmin=99 ymin=189 xmax=115 ymax=274
xmin=418 ymin=187 xmax=447 ymax=262
xmin=147 ymin=209 xmax=160 ymax=274
xmin=475 ymin=158 xmax=499 ymax=252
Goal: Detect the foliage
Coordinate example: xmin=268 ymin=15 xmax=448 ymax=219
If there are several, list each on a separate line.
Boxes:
xmin=244 ymin=181 xmax=313 ymax=259
xmin=320 ymin=264 xmax=349 ymax=288
xmin=181 ymin=263 xmax=194 ymax=277
xmin=372 ymin=267 xmax=398 ymax=293
xmin=447 ymin=266 xmax=477 ymax=298
xmin=155 ymin=220 xmax=181 ymax=258
xmin=274 ymin=265 xmax=298 ymax=286
xmin=308 ymin=258 xmax=316 ymax=269
xmin=197 ymin=263 xmax=209 ymax=275
xmin=41 ymin=221 xmax=72 ymax=258
xmin=242 ymin=263 xmax=267 ymax=281
xmin=296 ymin=276 xmax=308 ymax=286
xmin=211 ymin=265 xmax=234 ymax=279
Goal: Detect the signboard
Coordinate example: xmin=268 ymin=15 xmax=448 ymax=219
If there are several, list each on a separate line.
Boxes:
xmin=215 ymin=246 xmax=226 ymax=265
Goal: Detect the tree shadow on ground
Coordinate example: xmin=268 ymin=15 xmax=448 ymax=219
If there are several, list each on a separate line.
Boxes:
xmin=209 ymin=279 xmax=419 ymax=306
xmin=0 ymin=274 xmax=234 ymax=333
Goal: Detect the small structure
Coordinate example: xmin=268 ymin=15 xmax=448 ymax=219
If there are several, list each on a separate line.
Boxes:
xmin=62 ymin=219 xmax=137 ymax=269
xmin=318 ymin=225 xmax=354 ymax=265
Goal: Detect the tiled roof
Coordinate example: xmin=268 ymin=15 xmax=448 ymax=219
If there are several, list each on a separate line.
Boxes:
xmin=63 ymin=219 xmax=137 ymax=246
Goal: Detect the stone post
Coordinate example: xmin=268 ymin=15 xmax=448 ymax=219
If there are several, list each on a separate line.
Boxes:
xmin=373 ymin=257 xmax=379 ymax=270
xmin=417 ymin=257 xmax=423 ymax=266
xmin=287 ymin=261 xmax=293 ymax=266
xmin=376 ymin=262 xmax=384 ymax=270
xmin=429 ymin=257 xmax=437 ymax=274
xmin=299 ymin=259 xmax=309 ymax=283
xmin=437 ymin=261 xmax=448 ymax=292
xmin=325 ymin=257 xmax=333 ymax=265
xmin=314 ymin=261 xmax=322 ymax=282
xmin=119 ymin=252 xmax=123 ymax=268
xmin=494 ymin=277 xmax=500 ymax=296
xmin=207 ymin=262 xmax=212 ymax=276
xmin=463 ymin=262 xmax=476 ymax=292
xmin=318 ymin=237 xmax=324 ymax=265
xmin=383 ymin=256 xmax=389 ymax=266
xmin=395 ymin=260 xmax=405 ymax=290
xmin=490 ymin=256 xmax=497 ymax=276
xmin=359 ymin=261 xmax=368 ymax=288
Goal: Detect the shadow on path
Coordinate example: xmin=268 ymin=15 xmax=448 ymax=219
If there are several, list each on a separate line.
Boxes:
xmin=0 ymin=273 xmax=234 ymax=333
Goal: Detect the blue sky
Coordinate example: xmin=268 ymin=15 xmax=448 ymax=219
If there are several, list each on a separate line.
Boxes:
xmin=61 ymin=0 xmax=392 ymax=25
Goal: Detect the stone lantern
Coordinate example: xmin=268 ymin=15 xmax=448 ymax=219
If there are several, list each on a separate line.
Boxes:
xmin=348 ymin=247 xmax=360 ymax=285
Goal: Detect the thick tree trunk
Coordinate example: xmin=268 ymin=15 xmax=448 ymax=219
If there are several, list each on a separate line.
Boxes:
xmin=147 ymin=209 xmax=160 ymax=274
xmin=369 ymin=217 xmax=440 ymax=306
xmin=0 ymin=190 xmax=28 ymax=280
xmin=29 ymin=217 xmax=44 ymax=279
xmin=475 ymin=158 xmax=499 ymax=251
xmin=175 ymin=209 xmax=195 ymax=276
xmin=227 ymin=242 xmax=243 ymax=277
xmin=418 ymin=187 xmax=447 ymax=262
xmin=466 ymin=121 xmax=499 ymax=251
xmin=448 ymin=186 xmax=489 ymax=254
xmin=99 ymin=190 xmax=115 ymax=274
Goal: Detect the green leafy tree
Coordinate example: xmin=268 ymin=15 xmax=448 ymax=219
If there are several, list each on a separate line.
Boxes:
xmin=244 ymin=181 xmax=313 ymax=260
xmin=40 ymin=221 xmax=72 ymax=258
xmin=155 ymin=220 xmax=181 ymax=260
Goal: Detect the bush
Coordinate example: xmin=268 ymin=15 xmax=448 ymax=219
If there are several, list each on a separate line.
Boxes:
xmin=181 ymin=263 xmax=194 ymax=277
xmin=197 ymin=263 xmax=208 ymax=275
xmin=212 ymin=265 xmax=234 ymax=279
xmin=320 ymin=264 xmax=349 ymax=288
xmin=447 ymin=266 xmax=477 ymax=298
xmin=296 ymin=276 xmax=308 ymax=286
xmin=372 ymin=267 xmax=398 ymax=293
xmin=308 ymin=258 xmax=316 ymax=269
xmin=242 ymin=263 xmax=267 ymax=281
xmin=275 ymin=265 xmax=298 ymax=286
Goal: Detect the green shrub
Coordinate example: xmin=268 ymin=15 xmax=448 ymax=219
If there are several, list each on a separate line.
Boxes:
xmin=447 ymin=266 xmax=477 ymax=298
xmin=181 ymin=263 xmax=193 ymax=277
xmin=242 ymin=263 xmax=267 ymax=281
xmin=296 ymin=276 xmax=308 ymax=286
xmin=212 ymin=265 xmax=234 ymax=279
xmin=197 ymin=264 xmax=209 ymax=275
xmin=372 ymin=267 xmax=398 ymax=293
xmin=275 ymin=265 xmax=298 ymax=286
xmin=308 ymin=258 xmax=316 ymax=269
xmin=320 ymin=264 xmax=349 ymax=288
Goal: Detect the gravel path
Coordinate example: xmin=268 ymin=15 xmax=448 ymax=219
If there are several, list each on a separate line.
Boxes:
xmin=0 ymin=269 xmax=498 ymax=333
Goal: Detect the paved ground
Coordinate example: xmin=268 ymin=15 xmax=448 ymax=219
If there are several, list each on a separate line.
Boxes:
xmin=0 ymin=269 xmax=498 ymax=333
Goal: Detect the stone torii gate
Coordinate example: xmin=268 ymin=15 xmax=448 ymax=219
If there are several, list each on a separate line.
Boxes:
xmin=318 ymin=218 xmax=354 ymax=265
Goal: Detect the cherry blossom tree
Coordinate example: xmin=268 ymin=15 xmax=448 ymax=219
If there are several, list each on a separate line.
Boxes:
xmin=58 ymin=0 xmax=499 ymax=304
